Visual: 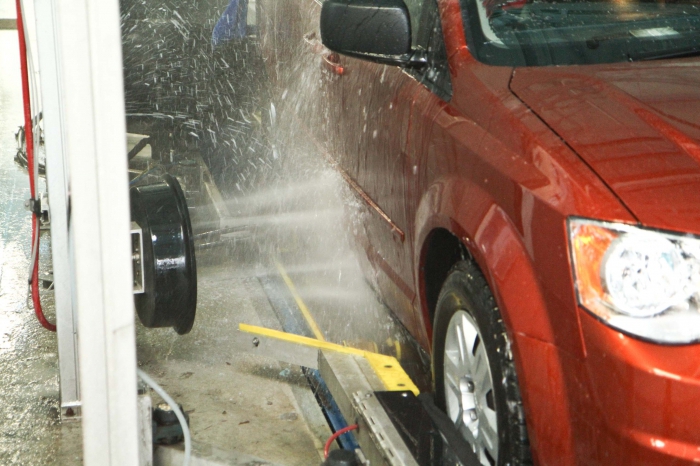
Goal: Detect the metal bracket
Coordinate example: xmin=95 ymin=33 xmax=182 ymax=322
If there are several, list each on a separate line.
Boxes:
xmin=131 ymin=222 xmax=145 ymax=294
xmin=352 ymin=391 xmax=418 ymax=466
xmin=40 ymin=192 xmax=50 ymax=221
xmin=25 ymin=197 xmax=41 ymax=215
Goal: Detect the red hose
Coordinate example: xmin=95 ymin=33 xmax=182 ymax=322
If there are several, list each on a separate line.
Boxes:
xmin=16 ymin=0 xmax=56 ymax=332
xmin=323 ymin=424 xmax=358 ymax=459
xmin=31 ymin=218 xmax=54 ymax=331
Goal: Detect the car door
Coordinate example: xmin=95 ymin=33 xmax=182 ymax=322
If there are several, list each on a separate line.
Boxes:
xmin=403 ymin=0 xmax=455 ymax=339
xmin=329 ymin=0 xmax=432 ymax=332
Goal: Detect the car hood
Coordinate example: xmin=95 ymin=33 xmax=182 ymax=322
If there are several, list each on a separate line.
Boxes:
xmin=510 ymin=59 xmax=700 ymax=234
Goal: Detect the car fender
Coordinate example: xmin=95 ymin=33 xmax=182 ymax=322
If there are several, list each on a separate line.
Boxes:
xmin=414 ymin=175 xmax=578 ymax=466
xmin=414 ymin=175 xmax=555 ymax=344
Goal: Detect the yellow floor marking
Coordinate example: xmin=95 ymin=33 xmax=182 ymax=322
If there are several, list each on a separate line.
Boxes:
xmin=240 ymin=323 xmax=419 ymax=395
xmin=275 ymin=261 xmax=326 ymax=341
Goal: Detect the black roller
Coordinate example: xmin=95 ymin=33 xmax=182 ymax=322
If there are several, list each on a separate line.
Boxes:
xmin=130 ymin=174 xmax=197 ymax=334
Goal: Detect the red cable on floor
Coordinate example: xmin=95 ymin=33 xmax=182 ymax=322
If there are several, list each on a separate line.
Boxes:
xmin=323 ymin=424 xmax=358 ymax=459
xmin=16 ymin=0 xmax=56 ymax=332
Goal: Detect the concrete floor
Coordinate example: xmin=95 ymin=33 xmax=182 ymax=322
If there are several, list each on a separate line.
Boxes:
xmin=137 ymin=265 xmax=330 ymax=465
xmin=0 ymin=10 xmax=431 ymax=464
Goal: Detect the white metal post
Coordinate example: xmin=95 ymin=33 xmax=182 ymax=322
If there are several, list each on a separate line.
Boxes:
xmin=32 ymin=0 xmax=81 ymax=417
xmin=51 ymin=0 xmax=140 ymax=464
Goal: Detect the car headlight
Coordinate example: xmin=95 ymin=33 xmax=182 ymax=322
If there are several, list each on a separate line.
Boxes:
xmin=568 ymin=217 xmax=700 ymax=344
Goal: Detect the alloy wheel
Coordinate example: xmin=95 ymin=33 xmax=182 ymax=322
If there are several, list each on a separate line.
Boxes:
xmin=443 ymin=310 xmax=499 ymax=466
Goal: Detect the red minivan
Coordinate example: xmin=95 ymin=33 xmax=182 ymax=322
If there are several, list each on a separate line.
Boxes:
xmin=257 ymin=0 xmax=700 ymax=464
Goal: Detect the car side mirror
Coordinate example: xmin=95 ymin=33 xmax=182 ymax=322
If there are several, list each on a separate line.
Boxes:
xmin=320 ymin=0 xmax=426 ymax=68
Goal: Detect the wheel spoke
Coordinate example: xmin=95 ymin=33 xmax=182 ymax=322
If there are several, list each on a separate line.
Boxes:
xmin=483 ymin=407 xmax=498 ymax=437
xmin=479 ymin=409 xmax=499 ymax=460
xmin=445 ymin=375 xmax=463 ymax=423
xmin=445 ymin=372 xmax=461 ymax=397
xmin=455 ymin=322 xmax=466 ymax=364
xmin=472 ymin=349 xmax=489 ymax=387
xmin=444 ymin=350 xmax=464 ymax=379
xmin=460 ymin=313 xmax=479 ymax=358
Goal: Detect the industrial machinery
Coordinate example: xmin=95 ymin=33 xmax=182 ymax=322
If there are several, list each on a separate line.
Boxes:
xmin=130 ymin=174 xmax=197 ymax=334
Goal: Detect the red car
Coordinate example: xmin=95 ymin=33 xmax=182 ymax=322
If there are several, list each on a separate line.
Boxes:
xmin=257 ymin=0 xmax=700 ymax=464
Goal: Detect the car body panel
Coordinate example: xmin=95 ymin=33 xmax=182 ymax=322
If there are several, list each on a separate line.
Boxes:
xmin=510 ymin=60 xmax=700 ymax=234
xmin=514 ymin=333 xmax=577 ymax=466
xmin=409 ymin=39 xmax=635 ymax=350
xmin=576 ymin=310 xmax=700 ymax=464
xmin=255 ymin=0 xmax=700 ymax=463
xmin=333 ymin=54 xmax=421 ymax=330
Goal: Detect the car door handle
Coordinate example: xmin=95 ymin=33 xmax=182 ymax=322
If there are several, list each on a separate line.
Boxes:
xmin=304 ymin=31 xmax=344 ymax=76
xmin=322 ymin=52 xmax=344 ymax=76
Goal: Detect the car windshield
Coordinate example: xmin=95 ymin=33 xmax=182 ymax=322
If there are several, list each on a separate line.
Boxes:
xmin=460 ymin=0 xmax=700 ymax=66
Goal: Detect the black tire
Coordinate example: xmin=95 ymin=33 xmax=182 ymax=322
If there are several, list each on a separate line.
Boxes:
xmin=432 ymin=260 xmax=532 ymax=466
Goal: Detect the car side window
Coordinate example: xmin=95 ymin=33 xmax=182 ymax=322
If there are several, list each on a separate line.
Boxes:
xmin=414 ymin=0 xmax=453 ymax=101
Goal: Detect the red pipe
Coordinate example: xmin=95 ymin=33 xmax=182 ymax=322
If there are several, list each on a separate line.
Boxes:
xmin=323 ymin=424 xmax=358 ymax=459
xmin=16 ymin=0 xmax=56 ymax=332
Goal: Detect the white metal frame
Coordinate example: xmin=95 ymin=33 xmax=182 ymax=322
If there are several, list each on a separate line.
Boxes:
xmin=33 ymin=0 xmax=81 ymax=417
xmin=33 ymin=0 xmax=140 ymax=464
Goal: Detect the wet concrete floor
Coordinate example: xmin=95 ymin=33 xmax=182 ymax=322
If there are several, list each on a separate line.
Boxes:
xmin=137 ymin=265 xmax=330 ymax=465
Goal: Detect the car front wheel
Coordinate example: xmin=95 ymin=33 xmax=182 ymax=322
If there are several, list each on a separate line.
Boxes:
xmin=432 ymin=261 xmax=532 ymax=466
